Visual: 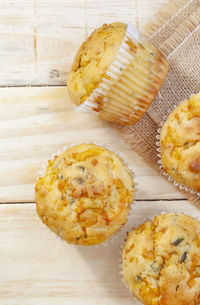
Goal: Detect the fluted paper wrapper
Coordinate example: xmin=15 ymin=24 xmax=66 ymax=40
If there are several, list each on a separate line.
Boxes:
xmin=118 ymin=0 xmax=200 ymax=206
xmin=78 ymin=23 xmax=168 ymax=125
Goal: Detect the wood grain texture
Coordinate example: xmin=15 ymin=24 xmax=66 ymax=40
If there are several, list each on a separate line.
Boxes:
xmin=1 ymin=200 xmax=199 ymax=305
xmin=0 ymin=1 xmax=193 ymax=304
xmin=0 ymin=0 xmax=169 ymax=86
xmin=0 ymin=86 xmax=184 ymax=203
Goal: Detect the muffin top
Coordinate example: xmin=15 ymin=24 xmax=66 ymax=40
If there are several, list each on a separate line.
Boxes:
xmin=161 ymin=93 xmax=200 ymax=192
xmin=122 ymin=213 xmax=200 ymax=305
xmin=35 ymin=143 xmax=134 ymax=245
xmin=67 ymin=22 xmax=127 ymax=106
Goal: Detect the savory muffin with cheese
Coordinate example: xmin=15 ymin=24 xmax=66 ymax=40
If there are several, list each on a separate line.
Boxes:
xmin=161 ymin=92 xmax=200 ymax=192
xmin=67 ymin=22 xmax=168 ymax=125
xmin=67 ymin=22 xmax=127 ymax=106
xmin=122 ymin=213 xmax=200 ymax=305
xmin=35 ymin=143 xmax=134 ymax=246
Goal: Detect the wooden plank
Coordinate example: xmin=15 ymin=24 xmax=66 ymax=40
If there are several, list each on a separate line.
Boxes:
xmin=85 ymin=0 xmax=137 ymax=33
xmin=0 ymin=200 xmax=197 ymax=304
xmin=0 ymin=0 xmax=169 ymax=86
xmin=0 ymin=87 xmax=184 ymax=202
xmin=137 ymin=0 xmax=168 ymax=29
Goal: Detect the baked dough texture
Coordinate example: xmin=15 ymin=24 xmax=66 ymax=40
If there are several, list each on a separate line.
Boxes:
xmin=67 ymin=22 xmax=168 ymax=125
xmin=35 ymin=143 xmax=134 ymax=246
xmin=67 ymin=22 xmax=127 ymax=106
xmin=122 ymin=213 xmax=200 ymax=305
xmin=161 ymin=93 xmax=200 ymax=192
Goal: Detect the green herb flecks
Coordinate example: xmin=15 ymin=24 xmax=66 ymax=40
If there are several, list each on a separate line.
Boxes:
xmin=151 ymin=261 xmax=161 ymax=273
xmin=172 ymin=237 xmax=184 ymax=246
xmin=74 ymin=177 xmax=84 ymax=184
xmin=77 ymin=166 xmax=85 ymax=172
xmin=180 ymin=251 xmax=187 ymax=263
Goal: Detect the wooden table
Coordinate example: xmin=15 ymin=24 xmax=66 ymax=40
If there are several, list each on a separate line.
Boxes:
xmin=1 ymin=1 xmax=198 ymax=304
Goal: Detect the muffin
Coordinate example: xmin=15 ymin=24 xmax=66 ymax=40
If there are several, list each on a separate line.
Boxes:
xmin=160 ymin=92 xmax=200 ymax=193
xmin=122 ymin=213 xmax=200 ymax=305
xmin=67 ymin=22 xmax=169 ymax=125
xmin=35 ymin=143 xmax=134 ymax=246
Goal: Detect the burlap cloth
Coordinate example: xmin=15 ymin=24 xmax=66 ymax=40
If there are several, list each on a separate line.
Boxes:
xmin=117 ymin=0 xmax=200 ymax=205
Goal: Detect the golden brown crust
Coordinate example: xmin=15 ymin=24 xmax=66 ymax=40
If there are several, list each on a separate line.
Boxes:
xmin=67 ymin=22 xmax=127 ymax=105
xmin=161 ymin=92 xmax=200 ymax=192
xmin=122 ymin=213 xmax=200 ymax=305
xmin=67 ymin=22 xmax=168 ymax=125
xmin=35 ymin=144 xmax=134 ymax=245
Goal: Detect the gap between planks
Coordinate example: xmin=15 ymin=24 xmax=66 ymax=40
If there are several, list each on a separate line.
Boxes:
xmin=0 ymin=84 xmax=66 ymax=88
xmin=0 ymin=199 xmax=188 ymax=205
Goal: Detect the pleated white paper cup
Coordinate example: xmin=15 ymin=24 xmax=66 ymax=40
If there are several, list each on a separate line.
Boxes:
xmin=119 ymin=211 xmax=200 ymax=301
xmin=36 ymin=142 xmax=137 ymax=247
xmin=77 ymin=23 xmax=169 ymax=125
xmin=156 ymin=104 xmax=200 ymax=197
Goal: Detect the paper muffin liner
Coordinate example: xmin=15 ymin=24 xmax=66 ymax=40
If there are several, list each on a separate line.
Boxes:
xmin=77 ymin=23 xmax=169 ymax=125
xmin=156 ymin=105 xmax=200 ymax=197
xmin=119 ymin=210 xmax=200 ymax=299
xmin=36 ymin=142 xmax=137 ymax=247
